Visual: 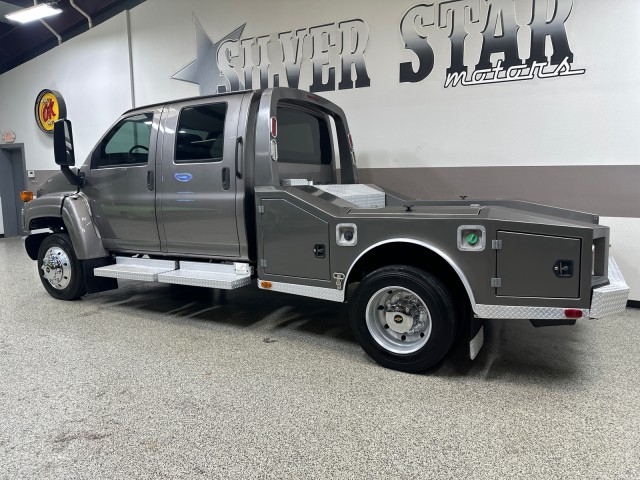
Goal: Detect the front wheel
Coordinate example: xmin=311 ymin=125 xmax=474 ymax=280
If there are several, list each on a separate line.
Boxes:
xmin=37 ymin=233 xmax=86 ymax=300
xmin=349 ymin=265 xmax=457 ymax=373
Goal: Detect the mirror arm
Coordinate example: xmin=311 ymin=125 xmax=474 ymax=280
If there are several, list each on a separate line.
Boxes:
xmin=60 ymin=165 xmax=84 ymax=190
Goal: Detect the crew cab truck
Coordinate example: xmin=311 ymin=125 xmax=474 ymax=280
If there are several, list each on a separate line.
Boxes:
xmin=21 ymin=88 xmax=630 ymax=373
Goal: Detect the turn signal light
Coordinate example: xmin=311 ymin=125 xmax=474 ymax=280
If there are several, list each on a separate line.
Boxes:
xmin=20 ymin=191 xmax=33 ymax=202
xmin=260 ymin=281 xmax=272 ymax=289
xmin=564 ymin=309 xmax=583 ymax=319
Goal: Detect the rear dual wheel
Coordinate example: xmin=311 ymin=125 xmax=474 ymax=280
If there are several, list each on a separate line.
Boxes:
xmin=350 ymin=265 xmax=457 ymax=373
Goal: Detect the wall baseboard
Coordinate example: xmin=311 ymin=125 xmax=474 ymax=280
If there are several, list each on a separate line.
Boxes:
xmin=627 ymin=300 xmax=640 ymax=309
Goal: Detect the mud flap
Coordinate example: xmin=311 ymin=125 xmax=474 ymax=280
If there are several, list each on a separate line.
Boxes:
xmin=24 ymin=232 xmax=50 ymax=260
xmin=83 ymin=257 xmax=118 ymax=294
xmin=469 ymin=315 xmax=484 ymax=360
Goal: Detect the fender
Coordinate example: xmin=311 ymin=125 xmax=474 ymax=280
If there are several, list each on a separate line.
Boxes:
xmin=23 ymin=193 xmax=67 ymax=230
xmin=23 ymin=193 xmax=67 ymax=260
xmin=60 ymin=193 xmax=109 ymax=260
xmin=344 ymin=238 xmax=478 ymax=314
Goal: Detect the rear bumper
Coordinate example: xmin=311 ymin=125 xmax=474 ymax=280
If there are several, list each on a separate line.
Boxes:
xmin=474 ymin=257 xmax=629 ymax=320
xmin=588 ymin=257 xmax=629 ymax=319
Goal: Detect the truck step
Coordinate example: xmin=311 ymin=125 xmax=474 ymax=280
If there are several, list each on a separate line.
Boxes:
xmin=157 ymin=261 xmax=252 ymax=289
xmin=94 ymin=257 xmax=177 ymax=282
xmin=93 ymin=257 xmax=252 ymax=290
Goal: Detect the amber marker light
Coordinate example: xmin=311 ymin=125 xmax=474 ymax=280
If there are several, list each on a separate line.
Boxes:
xmin=260 ymin=281 xmax=272 ymax=289
xmin=20 ymin=191 xmax=33 ymax=202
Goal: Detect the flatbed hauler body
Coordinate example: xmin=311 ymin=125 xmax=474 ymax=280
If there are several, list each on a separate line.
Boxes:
xmin=22 ymin=88 xmax=630 ymax=372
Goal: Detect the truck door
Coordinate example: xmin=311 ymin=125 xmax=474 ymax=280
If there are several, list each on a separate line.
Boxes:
xmin=158 ymin=96 xmax=242 ymax=257
xmin=88 ymin=109 xmax=161 ymax=252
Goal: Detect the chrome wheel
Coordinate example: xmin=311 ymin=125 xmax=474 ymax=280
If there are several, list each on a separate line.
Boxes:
xmin=365 ymin=286 xmax=432 ymax=354
xmin=351 ymin=266 xmax=457 ymax=372
xmin=41 ymin=246 xmax=72 ymax=290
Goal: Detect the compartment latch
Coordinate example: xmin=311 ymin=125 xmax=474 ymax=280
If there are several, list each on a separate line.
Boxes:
xmin=554 ymin=260 xmax=574 ymax=278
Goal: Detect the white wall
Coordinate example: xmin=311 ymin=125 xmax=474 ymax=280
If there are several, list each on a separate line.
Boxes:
xmin=128 ymin=0 xmax=640 ymax=170
xmin=602 ymin=217 xmax=640 ymax=302
xmin=3 ymin=0 xmax=638 ymax=173
xmin=0 ymin=11 xmax=132 ymax=169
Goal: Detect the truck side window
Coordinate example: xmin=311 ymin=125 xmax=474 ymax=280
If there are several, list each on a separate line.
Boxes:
xmin=175 ymin=103 xmax=227 ymax=163
xmin=94 ymin=113 xmax=153 ymax=168
xmin=277 ymin=107 xmax=331 ymax=165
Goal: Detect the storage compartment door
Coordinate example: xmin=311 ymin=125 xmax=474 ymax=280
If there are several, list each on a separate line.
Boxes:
xmin=496 ymin=231 xmax=581 ymax=298
xmin=261 ymin=199 xmax=331 ymax=281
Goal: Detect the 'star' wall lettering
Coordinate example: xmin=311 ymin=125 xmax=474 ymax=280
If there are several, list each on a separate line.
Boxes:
xmin=399 ymin=0 xmax=585 ymax=88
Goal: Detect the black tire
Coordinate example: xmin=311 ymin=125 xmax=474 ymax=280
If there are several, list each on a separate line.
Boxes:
xmin=37 ymin=233 xmax=86 ymax=300
xmin=349 ymin=265 xmax=457 ymax=373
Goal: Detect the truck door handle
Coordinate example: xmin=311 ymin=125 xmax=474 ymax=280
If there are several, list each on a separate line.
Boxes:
xmin=222 ymin=167 xmax=230 ymax=190
xmin=147 ymin=170 xmax=154 ymax=191
xmin=313 ymin=244 xmax=326 ymax=258
xmin=235 ymin=136 xmax=243 ymax=179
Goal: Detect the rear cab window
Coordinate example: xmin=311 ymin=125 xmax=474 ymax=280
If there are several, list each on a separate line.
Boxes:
xmin=277 ymin=107 xmax=332 ymax=165
xmin=276 ymin=105 xmax=334 ymax=184
xmin=175 ymin=103 xmax=227 ymax=163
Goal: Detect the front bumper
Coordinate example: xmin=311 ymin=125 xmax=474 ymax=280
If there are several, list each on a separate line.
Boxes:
xmin=474 ymin=257 xmax=630 ymax=320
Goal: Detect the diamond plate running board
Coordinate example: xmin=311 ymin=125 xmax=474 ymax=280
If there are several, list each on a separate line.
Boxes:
xmin=157 ymin=261 xmax=252 ymax=289
xmin=94 ymin=257 xmax=177 ymax=282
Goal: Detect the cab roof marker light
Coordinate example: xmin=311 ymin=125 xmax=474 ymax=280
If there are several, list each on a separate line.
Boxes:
xmin=5 ymin=3 xmax=62 ymax=24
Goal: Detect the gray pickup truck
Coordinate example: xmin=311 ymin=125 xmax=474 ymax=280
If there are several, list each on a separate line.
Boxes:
xmin=21 ymin=87 xmax=629 ymax=372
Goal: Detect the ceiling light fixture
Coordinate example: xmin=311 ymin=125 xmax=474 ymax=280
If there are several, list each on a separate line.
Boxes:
xmin=5 ymin=3 xmax=62 ymax=24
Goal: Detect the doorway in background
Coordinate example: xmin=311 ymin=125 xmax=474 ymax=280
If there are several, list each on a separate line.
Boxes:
xmin=0 ymin=144 xmax=27 ymax=238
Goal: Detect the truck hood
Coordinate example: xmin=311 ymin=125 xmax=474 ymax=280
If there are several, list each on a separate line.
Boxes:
xmin=36 ymin=170 xmax=78 ymax=197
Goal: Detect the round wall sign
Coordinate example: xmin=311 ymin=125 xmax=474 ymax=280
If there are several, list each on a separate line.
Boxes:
xmin=35 ymin=89 xmax=67 ymax=134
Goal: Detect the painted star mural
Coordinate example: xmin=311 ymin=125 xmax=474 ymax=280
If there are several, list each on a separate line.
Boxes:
xmin=172 ymin=18 xmax=245 ymax=95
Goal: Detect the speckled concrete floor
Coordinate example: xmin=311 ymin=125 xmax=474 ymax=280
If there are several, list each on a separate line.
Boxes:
xmin=0 ymin=237 xmax=638 ymax=479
